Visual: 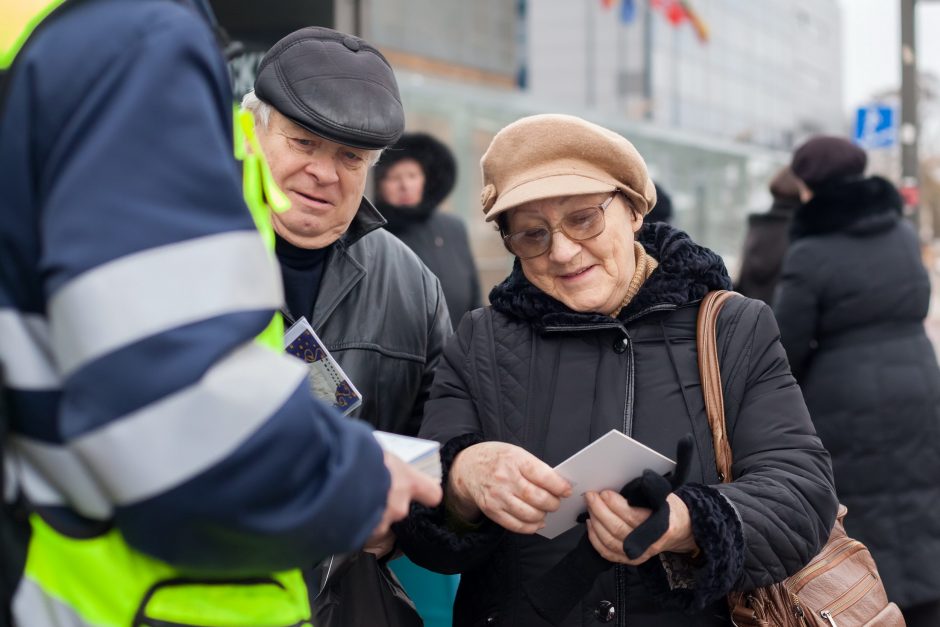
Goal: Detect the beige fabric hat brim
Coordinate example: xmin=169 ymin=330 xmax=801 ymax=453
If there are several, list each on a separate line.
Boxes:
xmin=485 ymin=174 xmax=617 ymax=222
xmin=479 ymin=114 xmax=656 ymax=223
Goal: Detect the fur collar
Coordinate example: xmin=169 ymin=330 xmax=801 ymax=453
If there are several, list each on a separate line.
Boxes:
xmin=488 ymin=223 xmax=731 ymax=330
xmin=790 ymin=176 xmax=902 ymax=240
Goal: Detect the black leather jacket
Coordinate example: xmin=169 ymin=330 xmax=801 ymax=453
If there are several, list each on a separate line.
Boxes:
xmin=290 ymin=199 xmax=452 ymax=436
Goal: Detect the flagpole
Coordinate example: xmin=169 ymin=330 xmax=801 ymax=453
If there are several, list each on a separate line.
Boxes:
xmin=585 ymin=0 xmax=596 ymax=108
xmin=643 ymin=0 xmax=653 ymax=119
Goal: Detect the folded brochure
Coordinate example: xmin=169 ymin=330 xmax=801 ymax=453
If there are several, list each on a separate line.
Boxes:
xmin=284 ymin=317 xmax=363 ymax=415
xmin=537 ymin=429 xmax=676 ymax=539
xmin=373 ymin=431 xmax=442 ymax=481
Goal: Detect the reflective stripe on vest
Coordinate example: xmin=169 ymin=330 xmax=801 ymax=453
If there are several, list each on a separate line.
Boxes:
xmin=7 ymin=2 xmax=310 ymax=625
xmin=0 ymin=0 xmax=67 ymax=71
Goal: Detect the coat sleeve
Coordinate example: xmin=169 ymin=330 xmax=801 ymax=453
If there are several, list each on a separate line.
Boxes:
xmin=30 ymin=3 xmax=389 ymax=573
xmin=395 ymin=313 xmax=506 ymax=573
xmin=773 ymin=242 xmax=822 ymax=379
xmin=713 ymin=299 xmax=838 ymax=590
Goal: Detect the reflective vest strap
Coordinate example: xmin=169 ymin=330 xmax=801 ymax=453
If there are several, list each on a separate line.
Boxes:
xmin=234 ymin=105 xmax=289 ymax=351
xmin=18 ymin=516 xmax=312 ymax=626
xmin=21 ymin=515 xmax=172 ymax=626
xmin=0 ymin=0 xmax=68 ymax=70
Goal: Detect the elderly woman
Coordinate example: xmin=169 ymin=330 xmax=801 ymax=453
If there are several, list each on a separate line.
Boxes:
xmin=396 ymin=114 xmax=837 ymax=626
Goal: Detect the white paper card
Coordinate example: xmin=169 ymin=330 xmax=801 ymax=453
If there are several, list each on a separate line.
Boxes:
xmin=537 ymin=429 xmax=676 ymax=539
xmin=373 ymin=431 xmax=442 ymax=480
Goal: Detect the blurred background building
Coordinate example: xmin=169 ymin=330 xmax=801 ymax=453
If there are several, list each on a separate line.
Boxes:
xmin=213 ymin=0 xmax=850 ymax=292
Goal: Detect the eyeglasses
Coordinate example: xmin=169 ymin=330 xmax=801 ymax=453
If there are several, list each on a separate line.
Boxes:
xmin=502 ymin=193 xmax=617 ymax=259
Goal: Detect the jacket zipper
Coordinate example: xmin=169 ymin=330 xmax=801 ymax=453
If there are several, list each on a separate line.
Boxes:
xmin=543 ymin=304 xmax=672 ymax=627
xmin=786 ymin=539 xmax=865 ymax=592
xmin=616 ymin=332 xmax=634 ymax=627
xmin=817 ymin=572 xmax=877 ymax=626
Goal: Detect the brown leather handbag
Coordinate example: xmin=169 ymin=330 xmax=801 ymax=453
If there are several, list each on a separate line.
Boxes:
xmin=697 ymin=291 xmax=905 ymax=627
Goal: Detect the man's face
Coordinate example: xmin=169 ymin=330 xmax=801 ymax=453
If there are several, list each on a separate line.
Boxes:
xmin=256 ymin=109 xmax=376 ymax=249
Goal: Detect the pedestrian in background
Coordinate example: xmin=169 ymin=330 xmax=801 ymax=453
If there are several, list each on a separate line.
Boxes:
xmin=647 ymin=181 xmax=674 ymax=223
xmin=397 ymin=114 xmax=837 ymax=627
xmin=774 ymin=135 xmax=940 ymax=627
xmin=375 ymin=132 xmax=482 ymax=324
xmin=735 ymin=166 xmax=802 ymax=304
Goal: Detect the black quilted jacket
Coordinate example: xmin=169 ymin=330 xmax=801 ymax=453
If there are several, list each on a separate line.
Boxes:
xmin=396 ymin=223 xmax=838 ymax=627
xmin=775 ymin=177 xmax=940 ymax=608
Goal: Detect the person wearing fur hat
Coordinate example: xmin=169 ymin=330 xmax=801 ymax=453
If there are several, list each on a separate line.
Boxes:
xmin=395 ymin=114 xmax=838 ymax=626
xmin=375 ymin=133 xmax=482 ymax=324
xmin=774 ymin=135 xmax=940 ymax=627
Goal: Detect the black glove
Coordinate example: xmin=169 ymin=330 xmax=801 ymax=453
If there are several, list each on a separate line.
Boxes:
xmin=521 ymin=434 xmax=695 ymax=626
xmin=618 ymin=433 xmax=694 ymax=559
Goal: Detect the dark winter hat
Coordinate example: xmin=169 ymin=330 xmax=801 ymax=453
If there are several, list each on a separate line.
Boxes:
xmin=254 ymin=27 xmax=404 ymax=150
xmin=790 ymin=136 xmax=867 ymax=191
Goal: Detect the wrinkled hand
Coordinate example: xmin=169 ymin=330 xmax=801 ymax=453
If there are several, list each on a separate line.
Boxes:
xmin=585 ymin=491 xmax=697 ymax=564
xmin=447 ymin=442 xmax=572 ymax=534
xmin=367 ymin=452 xmax=442 ymax=550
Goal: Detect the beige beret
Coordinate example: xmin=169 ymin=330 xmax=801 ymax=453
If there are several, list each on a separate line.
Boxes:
xmin=480 ymin=114 xmax=657 ymax=221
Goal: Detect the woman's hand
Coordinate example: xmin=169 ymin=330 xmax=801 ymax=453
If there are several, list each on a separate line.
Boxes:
xmin=584 ymin=490 xmax=699 ymax=564
xmin=447 ymin=442 xmax=572 ymax=534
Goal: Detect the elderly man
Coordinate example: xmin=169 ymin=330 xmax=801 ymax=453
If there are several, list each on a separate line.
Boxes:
xmin=242 ymin=27 xmax=451 ymax=438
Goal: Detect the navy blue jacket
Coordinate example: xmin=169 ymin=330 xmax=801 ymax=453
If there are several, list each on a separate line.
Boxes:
xmin=0 ymin=0 xmax=387 ymax=575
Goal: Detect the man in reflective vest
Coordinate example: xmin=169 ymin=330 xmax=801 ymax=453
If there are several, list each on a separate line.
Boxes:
xmin=0 ymin=1 xmax=442 ymax=625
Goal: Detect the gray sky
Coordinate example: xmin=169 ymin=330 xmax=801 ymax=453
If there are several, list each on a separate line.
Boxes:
xmin=837 ymin=0 xmax=940 ymax=113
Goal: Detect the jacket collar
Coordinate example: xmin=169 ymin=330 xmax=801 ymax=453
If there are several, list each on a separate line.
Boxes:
xmin=790 ymin=176 xmax=902 ymax=241
xmin=339 ymin=197 xmax=387 ymax=249
xmin=488 ymin=223 xmax=731 ymax=331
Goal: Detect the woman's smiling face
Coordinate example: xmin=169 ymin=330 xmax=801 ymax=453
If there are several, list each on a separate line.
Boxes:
xmin=506 ymin=192 xmax=643 ymax=314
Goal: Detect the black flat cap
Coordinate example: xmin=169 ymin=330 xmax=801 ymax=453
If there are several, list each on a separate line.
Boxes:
xmin=255 ymin=27 xmax=404 ymax=150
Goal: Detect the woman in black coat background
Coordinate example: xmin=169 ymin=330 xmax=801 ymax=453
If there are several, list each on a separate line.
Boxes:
xmin=375 ymin=132 xmax=482 ymax=325
xmin=774 ymin=135 xmax=940 ymax=627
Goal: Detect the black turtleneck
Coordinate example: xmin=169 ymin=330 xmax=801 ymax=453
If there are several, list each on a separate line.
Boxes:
xmin=275 ymin=234 xmax=331 ymax=323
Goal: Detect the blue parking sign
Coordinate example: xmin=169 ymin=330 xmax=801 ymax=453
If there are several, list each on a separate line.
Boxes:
xmin=854 ymin=105 xmax=896 ymax=149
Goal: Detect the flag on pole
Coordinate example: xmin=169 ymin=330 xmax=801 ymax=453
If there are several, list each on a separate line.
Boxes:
xmin=620 ymin=0 xmax=636 ymax=23
xmin=650 ymin=0 xmax=710 ymax=43
xmin=679 ymin=0 xmax=710 ymax=42
xmin=600 ymin=0 xmax=637 ymax=24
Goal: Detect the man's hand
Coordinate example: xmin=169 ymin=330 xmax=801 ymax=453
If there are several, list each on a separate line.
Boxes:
xmin=447 ymin=442 xmax=572 ymax=534
xmin=366 ymin=452 xmax=442 ymax=549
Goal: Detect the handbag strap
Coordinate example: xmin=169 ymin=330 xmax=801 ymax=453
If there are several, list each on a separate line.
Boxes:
xmin=696 ymin=290 xmax=738 ymax=484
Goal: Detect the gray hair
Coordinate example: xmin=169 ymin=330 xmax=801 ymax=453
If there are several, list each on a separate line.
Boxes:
xmin=241 ymin=89 xmax=383 ymax=166
xmin=241 ymin=90 xmax=272 ymax=128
